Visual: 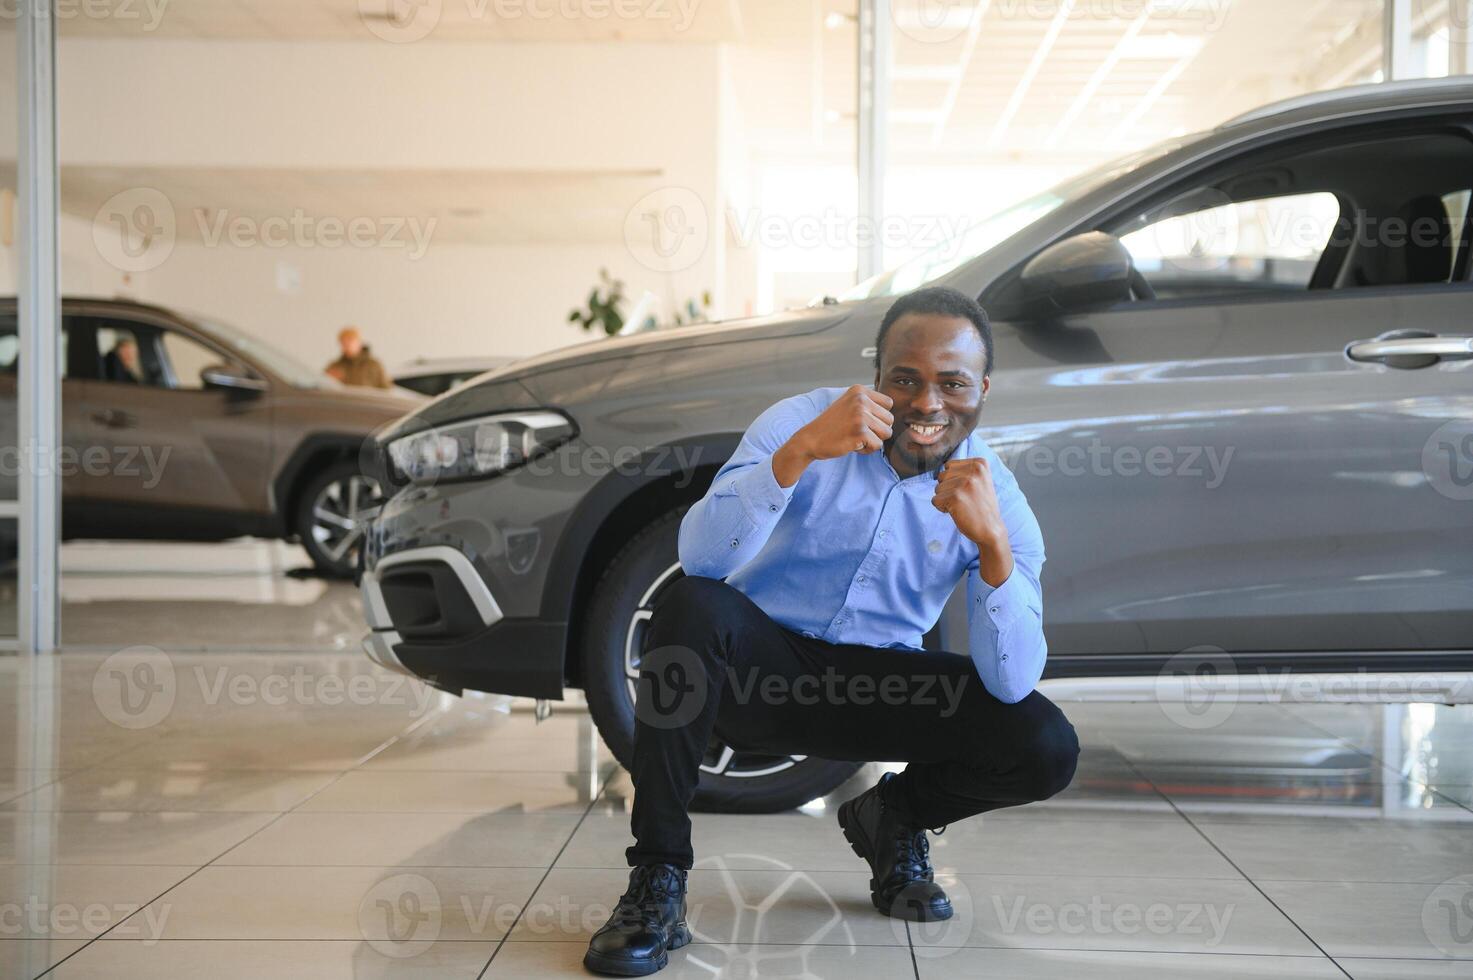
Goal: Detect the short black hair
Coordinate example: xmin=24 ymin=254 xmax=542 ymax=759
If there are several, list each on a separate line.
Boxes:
xmin=873 ymin=286 xmax=994 ymax=378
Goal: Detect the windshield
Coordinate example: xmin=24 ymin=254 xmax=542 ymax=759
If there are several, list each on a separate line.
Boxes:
xmin=188 ymin=312 xmax=335 ymax=388
xmin=837 ymin=138 xmax=1186 ymax=302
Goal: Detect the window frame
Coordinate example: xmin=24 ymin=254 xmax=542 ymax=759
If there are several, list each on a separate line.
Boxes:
xmin=980 ymin=115 xmax=1473 ymax=319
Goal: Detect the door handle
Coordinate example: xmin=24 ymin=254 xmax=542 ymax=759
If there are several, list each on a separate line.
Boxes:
xmin=89 ymin=409 xmax=137 ymax=429
xmin=1346 ymin=330 xmax=1473 ymax=370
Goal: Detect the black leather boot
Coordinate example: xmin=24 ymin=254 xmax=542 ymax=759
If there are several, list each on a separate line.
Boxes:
xmin=837 ymin=772 xmax=953 ymax=922
xmin=583 ymin=864 xmax=691 ymax=976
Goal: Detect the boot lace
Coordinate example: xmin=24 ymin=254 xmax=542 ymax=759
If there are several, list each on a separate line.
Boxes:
xmin=893 ymin=827 xmax=933 ymax=880
xmin=614 ymin=866 xmax=683 ymax=926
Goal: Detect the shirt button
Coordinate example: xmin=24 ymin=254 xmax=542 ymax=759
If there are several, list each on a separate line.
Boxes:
xmin=1001 ymin=654 xmax=1009 ymax=662
xmin=989 ymin=606 xmax=1000 ymax=615
xmin=878 ymin=531 xmax=888 ymax=539
xmin=769 ymin=504 xmax=778 ymax=512
xmin=730 ymin=538 xmax=740 ymax=548
xmin=857 ymin=575 xmax=867 ymax=583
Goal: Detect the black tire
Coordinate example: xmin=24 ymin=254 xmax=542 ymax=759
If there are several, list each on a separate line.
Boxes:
xmin=292 ymin=459 xmax=383 ymax=579
xmin=581 ymin=506 xmax=863 ymax=813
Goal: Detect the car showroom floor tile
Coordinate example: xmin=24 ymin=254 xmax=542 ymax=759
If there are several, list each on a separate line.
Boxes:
xmin=59 ymin=541 xmax=363 ymax=653
xmin=41 ymin=939 xmax=501 ymax=979
xmin=295 ymin=769 xmax=616 ymax=814
xmin=557 ymin=808 xmax=1242 ymax=880
xmin=911 ymin=947 xmax=1347 ymax=978
xmin=3 ymin=769 xmax=342 ymax=813
xmin=507 ymin=866 xmax=912 ymax=947
xmin=484 ymin=938 xmax=918 ymax=978
xmin=213 ymin=810 xmax=583 ymax=868
xmin=129 ymin=864 xmax=548 ymax=942
xmin=904 ymin=871 xmax=1322 ymax=957
xmin=0 ymin=940 xmax=90 ymax=980
xmin=1338 ymin=959 xmax=1473 ymax=979
xmin=0 ymin=810 xmax=280 ymax=866
xmin=0 ymin=865 xmax=196 ymax=938
xmin=1188 ymin=814 xmax=1473 ymax=883
xmin=2 ymin=642 xmax=1470 ymax=978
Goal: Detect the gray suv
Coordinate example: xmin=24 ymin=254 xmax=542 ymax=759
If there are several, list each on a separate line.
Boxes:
xmin=360 ymin=79 xmax=1473 ymax=813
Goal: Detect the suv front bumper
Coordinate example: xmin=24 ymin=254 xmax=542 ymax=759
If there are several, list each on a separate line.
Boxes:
xmin=359 ymin=470 xmax=574 ymax=698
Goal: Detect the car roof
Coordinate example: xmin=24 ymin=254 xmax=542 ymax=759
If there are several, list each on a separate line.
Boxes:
xmin=1218 ymin=77 xmax=1473 ymax=131
xmin=394 ymin=356 xmax=514 ymax=376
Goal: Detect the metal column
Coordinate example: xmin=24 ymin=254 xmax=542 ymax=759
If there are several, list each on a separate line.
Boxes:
xmin=1452 ymin=0 xmax=1473 ymax=76
xmin=857 ymin=0 xmax=890 ymax=282
xmin=1384 ymin=0 xmax=1414 ymax=80
xmin=17 ymin=0 xmax=61 ymax=654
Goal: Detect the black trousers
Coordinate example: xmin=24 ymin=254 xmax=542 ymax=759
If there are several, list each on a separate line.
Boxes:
xmin=627 ymin=576 xmax=1081 ymax=869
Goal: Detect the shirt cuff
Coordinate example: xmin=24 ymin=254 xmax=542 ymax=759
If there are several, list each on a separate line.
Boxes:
xmin=720 ymin=454 xmax=795 ymax=522
xmin=972 ymin=567 xmax=1033 ymax=631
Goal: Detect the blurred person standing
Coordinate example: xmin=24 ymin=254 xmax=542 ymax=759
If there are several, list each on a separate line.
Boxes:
xmin=325 ymin=326 xmax=391 ymax=389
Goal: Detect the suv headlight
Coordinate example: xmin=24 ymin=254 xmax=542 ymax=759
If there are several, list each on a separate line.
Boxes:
xmin=386 ymin=410 xmax=576 ymax=485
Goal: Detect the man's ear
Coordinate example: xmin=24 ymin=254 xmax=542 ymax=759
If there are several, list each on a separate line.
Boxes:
xmin=981 ymin=375 xmax=992 ymax=401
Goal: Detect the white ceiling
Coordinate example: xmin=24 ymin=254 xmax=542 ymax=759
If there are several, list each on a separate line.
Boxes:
xmin=45 ymin=0 xmax=1404 ymax=247
xmin=53 ymin=0 xmax=753 ymax=43
xmin=61 ymin=165 xmax=675 ymax=245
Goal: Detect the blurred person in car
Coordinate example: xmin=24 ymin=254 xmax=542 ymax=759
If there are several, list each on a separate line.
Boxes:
xmin=103 ymin=337 xmax=142 ymax=384
xmin=324 ymin=326 xmax=391 ymax=389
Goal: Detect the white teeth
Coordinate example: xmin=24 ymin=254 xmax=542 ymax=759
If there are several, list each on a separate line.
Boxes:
xmin=910 ymin=423 xmax=943 ymax=436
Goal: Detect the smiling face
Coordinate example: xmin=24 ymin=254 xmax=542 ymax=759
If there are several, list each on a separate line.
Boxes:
xmin=875 ymin=312 xmax=990 ymax=478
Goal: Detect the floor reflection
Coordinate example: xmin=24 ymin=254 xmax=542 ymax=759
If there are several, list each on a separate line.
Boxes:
xmin=59 ymin=540 xmax=361 ymax=650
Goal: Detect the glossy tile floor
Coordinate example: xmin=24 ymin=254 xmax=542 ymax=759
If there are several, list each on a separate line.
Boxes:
xmin=0 ymin=543 xmax=1466 ymax=978
xmin=3 ymin=650 xmax=1471 ymax=980
xmin=58 ymin=540 xmax=362 ymax=651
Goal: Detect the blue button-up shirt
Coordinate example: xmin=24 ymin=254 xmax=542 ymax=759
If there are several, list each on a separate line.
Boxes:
xmin=678 ymin=386 xmax=1048 ymax=704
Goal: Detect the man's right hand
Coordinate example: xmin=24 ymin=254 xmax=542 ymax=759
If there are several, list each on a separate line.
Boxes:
xmin=772 ymin=386 xmax=893 ymax=486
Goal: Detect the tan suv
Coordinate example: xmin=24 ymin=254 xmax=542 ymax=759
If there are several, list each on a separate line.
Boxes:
xmin=0 ymin=298 xmax=422 ymax=576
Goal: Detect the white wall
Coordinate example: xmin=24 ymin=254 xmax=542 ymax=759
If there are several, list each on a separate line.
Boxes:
xmin=0 ymin=36 xmax=734 ymax=367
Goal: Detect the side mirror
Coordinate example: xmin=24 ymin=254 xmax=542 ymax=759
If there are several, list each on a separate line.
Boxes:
xmin=201 ymin=364 xmax=268 ymax=393
xmin=1017 ymin=231 xmax=1135 ymax=318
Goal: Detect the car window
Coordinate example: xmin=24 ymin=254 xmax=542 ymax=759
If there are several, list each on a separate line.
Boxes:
xmin=1108 ymin=129 xmax=1473 ymax=304
xmin=95 ymin=323 xmax=164 ymax=386
xmin=0 ymin=315 xmax=73 ymax=378
xmin=0 ymin=316 xmax=16 ymax=375
xmin=1120 ymin=192 xmax=1342 ymax=300
xmin=160 ymin=329 xmax=236 ymax=391
xmin=1445 ymin=188 xmax=1471 ymax=278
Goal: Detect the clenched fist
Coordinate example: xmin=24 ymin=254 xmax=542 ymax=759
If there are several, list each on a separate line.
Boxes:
xmin=933 ymin=457 xmax=1014 ymax=587
xmin=773 ymin=385 xmax=893 ymax=486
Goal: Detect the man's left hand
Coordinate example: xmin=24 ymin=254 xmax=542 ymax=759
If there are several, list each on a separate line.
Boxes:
xmin=933 ymin=458 xmax=1014 ymax=587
